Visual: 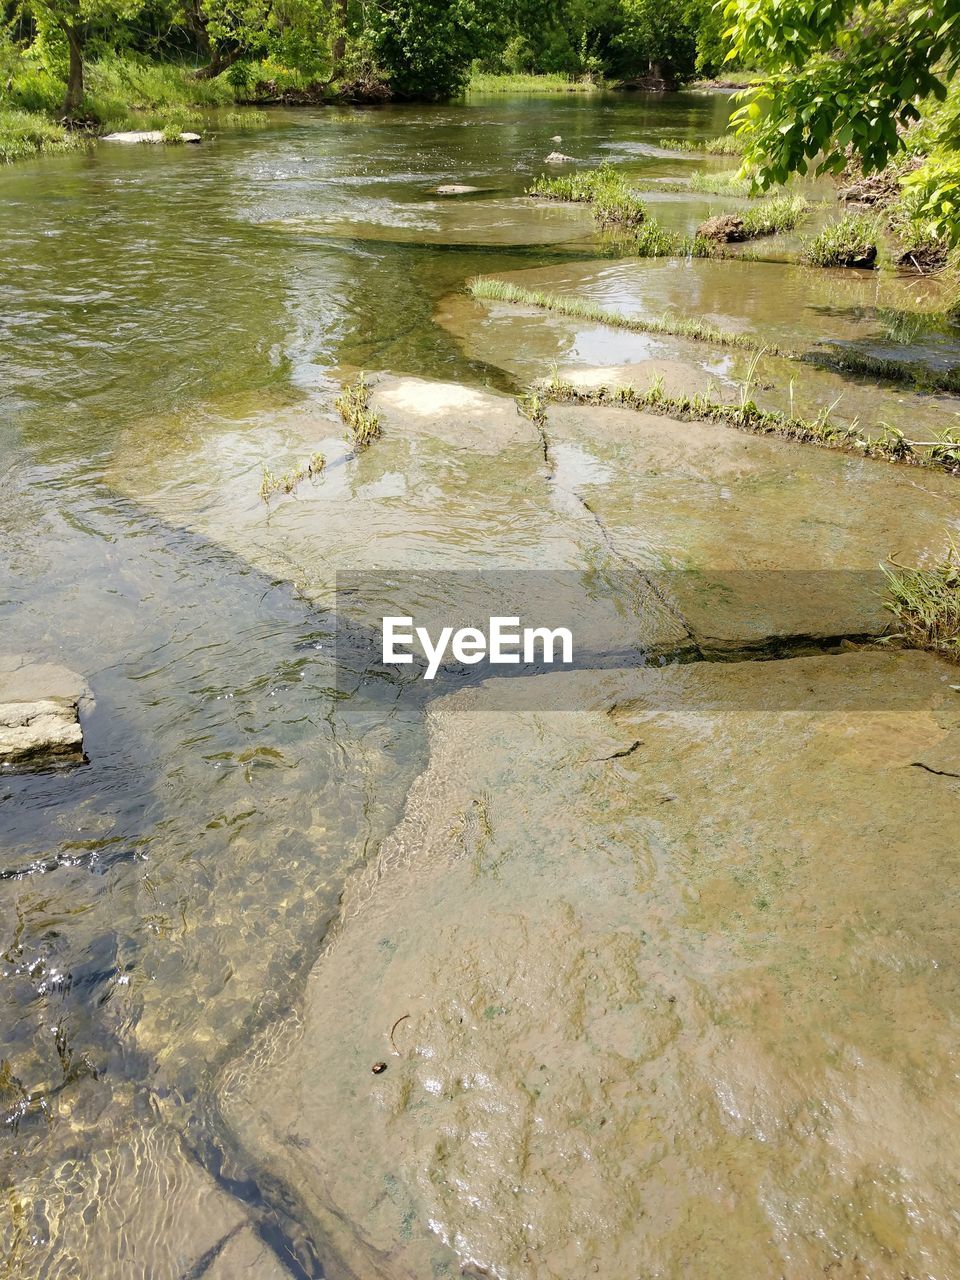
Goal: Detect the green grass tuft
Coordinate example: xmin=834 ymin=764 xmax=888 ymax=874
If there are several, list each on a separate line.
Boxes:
xmin=528 ymin=163 xmax=620 ymax=203
xmin=632 ymin=220 xmax=686 ymax=255
xmin=528 ymin=164 xmax=648 ymax=228
xmin=677 ymin=169 xmax=754 ymax=197
xmin=259 ymin=452 xmax=326 ymax=500
xmin=469 ymin=276 xmax=755 ymax=346
xmin=659 ymin=133 xmax=745 ymax=156
xmin=805 ymin=213 xmax=881 ymax=268
xmin=336 ymin=373 xmax=382 ymax=450
xmin=0 ymin=108 xmax=87 ymax=163
xmin=468 ymin=72 xmax=602 ymax=94
xmin=740 ymin=194 xmax=809 ymax=236
xmin=882 ymin=542 xmax=960 ymax=659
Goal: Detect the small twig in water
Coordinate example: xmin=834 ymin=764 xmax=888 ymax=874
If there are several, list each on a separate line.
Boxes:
xmin=389 ymin=1013 xmax=410 ymax=1053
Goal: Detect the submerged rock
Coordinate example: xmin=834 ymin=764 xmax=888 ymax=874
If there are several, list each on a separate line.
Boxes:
xmin=101 ymin=130 xmax=201 ymax=144
xmin=0 ymin=658 xmax=89 ymax=767
xmin=696 ymin=212 xmax=747 ymax=242
xmin=434 ymin=184 xmax=480 ymax=195
xmin=223 ymin=652 xmax=960 ymax=1280
xmin=545 ymin=150 xmax=576 ymax=163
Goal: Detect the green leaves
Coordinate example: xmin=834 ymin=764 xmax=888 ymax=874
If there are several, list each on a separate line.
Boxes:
xmin=726 ymin=0 xmax=960 ymax=244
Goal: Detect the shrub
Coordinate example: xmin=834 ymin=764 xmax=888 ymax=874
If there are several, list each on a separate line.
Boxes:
xmin=805 ymin=213 xmax=881 ymax=268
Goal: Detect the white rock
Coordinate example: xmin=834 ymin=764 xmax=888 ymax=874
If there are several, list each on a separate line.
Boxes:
xmin=101 ymin=130 xmax=201 ymax=144
xmin=545 ymin=150 xmax=576 ymax=162
xmin=435 ymin=184 xmax=480 ymax=195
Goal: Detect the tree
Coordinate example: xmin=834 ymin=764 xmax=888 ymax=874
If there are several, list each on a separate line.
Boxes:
xmin=614 ymin=0 xmax=699 ymax=80
xmin=186 ymin=0 xmax=330 ymax=79
xmin=367 ymin=0 xmax=562 ymax=98
xmin=28 ymin=0 xmax=146 ymax=113
xmin=724 ymin=0 xmax=960 ymax=240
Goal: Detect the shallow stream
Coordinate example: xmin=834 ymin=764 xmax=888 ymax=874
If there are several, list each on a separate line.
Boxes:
xmin=2 ymin=91 xmax=960 ymax=1279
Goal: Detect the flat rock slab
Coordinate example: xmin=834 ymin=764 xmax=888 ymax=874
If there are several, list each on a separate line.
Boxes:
xmin=102 ymin=130 xmax=201 ymax=144
xmin=541 ymin=398 xmax=960 ymax=651
xmin=434 ymin=184 xmax=480 ymax=195
xmin=0 ymin=657 xmax=89 ymax=768
xmin=222 ymin=652 xmax=960 ymax=1280
xmin=465 ymin=256 xmax=954 ymax=366
xmin=439 ymin=290 xmax=960 ymax=439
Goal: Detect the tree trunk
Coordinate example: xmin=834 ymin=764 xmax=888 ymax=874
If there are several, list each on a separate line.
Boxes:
xmin=62 ymin=23 xmax=83 ymax=116
xmin=331 ymin=0 xmax=347 ymax=75
xmin=194 ymin=47 xmax=244 ymax=79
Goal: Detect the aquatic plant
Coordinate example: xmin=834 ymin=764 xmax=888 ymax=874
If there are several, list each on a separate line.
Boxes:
xmin=654 ymin=169 xmax=762 ymax=198
xmin=804 ymin=214 xmax=881 ymax=268
xmin=467 ymin=277 xmax=960 ymax=394
xmin=632 ymin=220 xmax=687 ymax=256
xmin=217 ymin=108 xmax=269 ymax=127
xmin=594 ymin=188 xmax=648 ymax=228
xmin=740 ymin=194 xmax=809 ymax=237
xmin=528 ymin=165 xmax=650 ymax=229
xmin=336 ymin=373 xmax=382 ymax=450
xmin=470 ymin=276 xmax=758 ymax=347
xmin=528 ymin=165 xmax=804 ymax=244
xmin=661 ymin=169 xmax=754 ymax=197
xmin=881 ymin=541 xmax=960 ymax=659
xmin=533 ymin=367 xmax=960 ymax=475
xmin=527 ymin=164 xmax=621 ymax=203
xmin=659 ymin=134 xmax=745 ymax=155
xmin=259 ymin=452 xmax=326 ymax=500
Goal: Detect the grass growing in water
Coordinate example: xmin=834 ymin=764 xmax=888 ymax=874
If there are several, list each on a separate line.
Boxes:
xmin=594 ymin=188 xmax=648 ymax=228
xmin=528 ymin=166 xmax=620 ymax=202
xmin=0 ymin=109 xmax=87 ymax=163
xmin=528 ymin=165 xmax=649 ymax=228
xmin=805 ymin=213 xmax=881 ymax=268
xmin=740 ymin=194 xmax=809 ymax=236
xmin=471 ymin=276 xmax=758 ymax=347
xmin=660 ymin=169 xmax=754 ymax=197
xmin=468 ymin=277 xmax=960 ymax=393
xmin=336 ymin=373 xmax=382 ymax=450
xmin=259 ymin=453 xmax=326 ymax=500
xmin=659 ymin=134 xmax=745 ymax=156
xmin=533 ymin=368 xmax=960 ymax=475
xmin=633 ymin=222 xmax=690 ymax=255
xmin=530 ymin=166 xmax=806 ymax=246
xmin=882 ymin=542 xmax=960 ymax=659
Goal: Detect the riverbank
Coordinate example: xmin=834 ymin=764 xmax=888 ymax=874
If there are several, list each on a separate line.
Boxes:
xmin=0 ymin=62 xmax=747 ymax=165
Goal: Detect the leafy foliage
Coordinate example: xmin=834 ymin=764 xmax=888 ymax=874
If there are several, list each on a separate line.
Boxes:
xmin=724 ymin=0 xmax=960 ymax=243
